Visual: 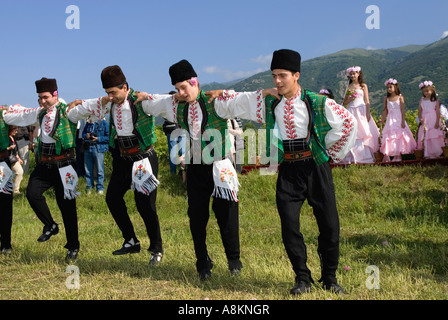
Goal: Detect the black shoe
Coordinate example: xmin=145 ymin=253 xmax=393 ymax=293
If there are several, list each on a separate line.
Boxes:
xmin=37 ymin=224 xmax=59 ymax=242
xmin=112 ymin=239 xmax=141 ymax=255
xmin=197 ymin=258 xmax=214 ymax=281
xmin=149 ymin=252 xmax=163 ymax=265
xmin=290 ymin=280 xmax=312 ymax=295
xmin=1 ymin=248 xmax=12 ymax=255
xmin=228 ymin=259 xmax=243 ymax=276
xmin=199 ymin=269 xmax=212 ymax=281
xmin=65 ymin=249 xmax=79 ymax=263
xmin=323 ymin=282 xmax=345 ymax=294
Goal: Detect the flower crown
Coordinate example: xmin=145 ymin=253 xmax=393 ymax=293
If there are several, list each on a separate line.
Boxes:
xmin=419 ymin=80 xmax=434 ymax=89
xmin=384 ymin=78 xmax=398 ymax=86
xmin=346 ymin=66 xmax=361 ymax=74
xmin=319 ymin=89 xmax=330 ymax=95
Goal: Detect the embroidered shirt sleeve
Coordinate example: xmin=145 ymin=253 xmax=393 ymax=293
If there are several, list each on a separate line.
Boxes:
xmin=67 ymin=98 xmax=109 ymax=123
xmin=324 ymin=98 xmax=358 ymax=163
xmin=214 ymin=90 xmax=265 ymax=123
xmin=3 ymin=105 xmax=41 ymax=126
xmin=141 ymin=94 xmax=177 ymax=123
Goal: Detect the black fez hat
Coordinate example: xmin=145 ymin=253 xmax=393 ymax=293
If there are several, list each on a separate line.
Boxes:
xmin=169 ymin=60 xmax=198 ymax=86
xmin=270 ymin=49 xmax=301 ymax=73
xmin=101 ymin=65 xmax=127 ymax=89
xmin=35 ymin=78 xmax=58 ymax=93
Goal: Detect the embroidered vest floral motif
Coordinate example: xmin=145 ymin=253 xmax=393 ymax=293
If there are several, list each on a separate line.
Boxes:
xmin=265 ymin=90 xmax=332 ymax=166
xmin=176 ymin=91 xmax=231 ymax=164
xmin=37 ymin=103 xmax=77 ymax=158
xmin=109 ymin=88 xmax=157 ymax=150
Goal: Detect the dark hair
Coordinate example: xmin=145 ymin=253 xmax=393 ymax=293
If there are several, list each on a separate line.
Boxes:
xmin=320 ymin=89 xmax=334 ymax=99
xmin=349 ymin=70 xmax=366 ymax=88
xmin=386 ymin=83 xmax=401 ymax=97
xmin=117 ymin=82 xmax=129 ymax=90
xmin=8 ymin=126 xmax=18 ymax=133
xmin=421 ymin=86 xmax=438 ymax=102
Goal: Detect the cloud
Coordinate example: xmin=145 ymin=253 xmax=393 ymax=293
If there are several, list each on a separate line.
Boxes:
xmin=441 ymin=31 xmax=448 ymax=39
xmin=366 ymin=46 xmax=376 ymax=50
xmin=203 ymin=66 xmax=265 ymax=81
xmin=251 ymin=54 xmax=272 ymax=67
xmin=203 ymin=54 xmax=271 ymax=81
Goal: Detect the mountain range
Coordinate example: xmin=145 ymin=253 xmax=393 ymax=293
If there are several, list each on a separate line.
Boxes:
xmin=202 ymin=37 xmax=448 ymax=115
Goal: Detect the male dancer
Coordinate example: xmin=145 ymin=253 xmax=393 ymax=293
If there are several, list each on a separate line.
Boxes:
xmin=3 ymin=78 xmax=80 ymax=262
xmin=134 ymin=60 xmax=242 ymax=280
xmin=207 ymin=49 xmax=357 ymax=294
xmin=67 ymin=66 xmax=163 ymax=265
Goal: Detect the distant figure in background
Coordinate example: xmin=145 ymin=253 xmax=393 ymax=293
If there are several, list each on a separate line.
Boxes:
xmin=417 ymin=81 xmax=445 ymax=158
xmin=82 ymin=117 xmax=109 ymax=194
xmin=14 ymin=126 xmax=33 ymax=174
xmin=380 ymin=79 xmax=416 ymax=162
xmin=341 ymin=66 xmax=380 ymax=164
xmin=319 ymin=89 xmax=335 ymax=100
xmin=7 ymin=126 xmax=24 ymax=195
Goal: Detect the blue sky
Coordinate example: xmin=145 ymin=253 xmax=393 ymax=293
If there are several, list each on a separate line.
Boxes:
xmin=1 ymin=0 xmax=447 ymax=108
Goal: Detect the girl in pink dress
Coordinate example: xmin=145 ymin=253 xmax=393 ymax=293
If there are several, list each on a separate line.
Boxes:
xmin=341 ymin=66 xmax=380 ymax=163
xmin=380 ymin=79 xmax=417 ymax=161
xmin=417 ymin=81 xmax=444 ymax=158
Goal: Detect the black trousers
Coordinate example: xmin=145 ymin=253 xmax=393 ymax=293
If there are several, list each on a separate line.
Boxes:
xmin=26 ymin=163 xmax=79 ymax=250
xmin=105 ymin=148 xmax=163 ymax=253
xmin=0 ymin=192 xmax=13 ymax=250
xmin=186 ymin=163 xmax=240 ymax=271
xmin=276 ymin=159 xmax=340 ymax=284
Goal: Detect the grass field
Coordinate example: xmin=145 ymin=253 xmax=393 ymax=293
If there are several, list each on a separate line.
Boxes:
xmin=1 ymin=151 xmax=448 ymax=301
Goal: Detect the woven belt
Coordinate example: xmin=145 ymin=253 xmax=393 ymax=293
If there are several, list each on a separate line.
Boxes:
xmin=120 ymin=145 xmax=153 ymax=157
xmin=284 ymin=150 xmax=312 ymax=162
xmin=41 ymin=149 xmax=75 ymax=163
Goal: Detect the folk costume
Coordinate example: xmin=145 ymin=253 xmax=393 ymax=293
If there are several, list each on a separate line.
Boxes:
xmin=3 ymin=78 xmax=80 ymax=258
xmin=67 ymin=66 xmax=163 ymax=262
xmin=0 ymin=108 xmax=14 ymax=253
xmin=213 ymin=50 xmax=357 ymax=293
xmin=140 ymin=60 xmax=242 ymax=279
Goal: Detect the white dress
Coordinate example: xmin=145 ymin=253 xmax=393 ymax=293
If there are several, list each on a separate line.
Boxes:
xmin=342 ymin=88 xmax=380 ymax=163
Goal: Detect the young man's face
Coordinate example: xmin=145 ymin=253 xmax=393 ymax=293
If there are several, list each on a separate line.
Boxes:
xmin=38 ymin=92 xmax=59 ymax=109
xmin=175 ymin=80 xmax=199 ymax=104
xmin=105 ymin=85 xmax=128 ymax=105
xmin=272 ymin=69 xmax=300 ymax=98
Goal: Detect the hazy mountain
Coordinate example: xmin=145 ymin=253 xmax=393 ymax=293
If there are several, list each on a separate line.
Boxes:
xmin=202 ymin=38 xmax=448 ymax=113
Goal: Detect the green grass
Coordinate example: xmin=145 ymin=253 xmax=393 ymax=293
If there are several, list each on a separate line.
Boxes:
xmin=1 ymin=157 xmax=448 ymax=300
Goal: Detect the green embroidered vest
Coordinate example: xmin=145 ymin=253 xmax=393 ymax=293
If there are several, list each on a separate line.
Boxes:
xmin=265 ymin=89 xmax=332 ymax=166
xmin=37 ymin=103 xmax=77 ymax=158
xmin=0 ymin=106 xmax=9 ymax=151
xmin=176 ymin=91 xmax=231 ymax=164
xmin=109 ymin=88 xmax=157 ymax=150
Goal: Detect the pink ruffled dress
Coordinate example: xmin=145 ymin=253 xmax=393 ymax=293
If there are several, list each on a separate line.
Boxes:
xmin=342 ymin=88 xmax=380 ymax=163
xmin=417 ymin=99 xmax=445 ymax=158
xmin=380 ymin=97 xmax=417 ymax=159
